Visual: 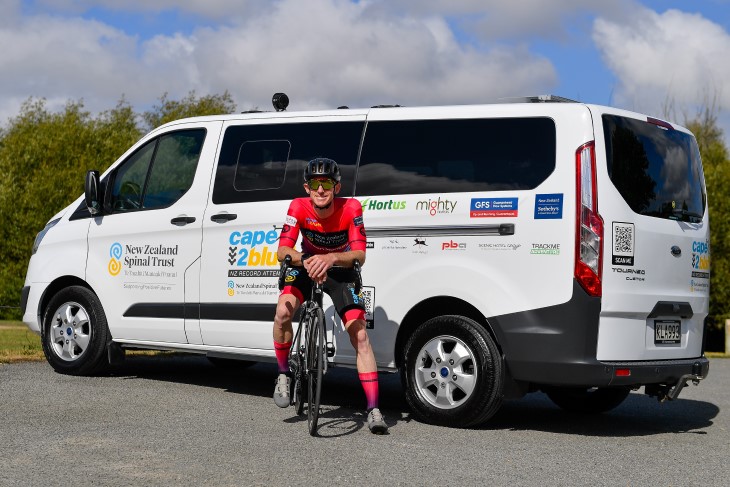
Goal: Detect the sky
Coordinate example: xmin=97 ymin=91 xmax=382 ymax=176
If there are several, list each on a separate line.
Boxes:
xmin=1 ymin=0 xmax=730 ymax=141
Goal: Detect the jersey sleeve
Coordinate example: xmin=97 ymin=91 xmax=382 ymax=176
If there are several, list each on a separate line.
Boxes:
xmin=278 ymin=200 xmax=302 ymax=250
xmin=347 ymin=199 xmax=367 ymax=252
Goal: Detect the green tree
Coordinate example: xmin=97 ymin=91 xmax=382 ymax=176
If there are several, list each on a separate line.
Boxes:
xmin=0 ymin=92 xmax=237 ymax=319
xmin=685 ymin=108 xmax=730 ymax=333
xmin=0 ymin=98 xmax=141 ymax=319
xmin=142 ymin=90 xmax=236 ymax=130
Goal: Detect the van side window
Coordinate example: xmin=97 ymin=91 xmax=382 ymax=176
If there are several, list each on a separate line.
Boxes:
xmin=356 ymin=118 xmax=556 ymax=196
xmin=234 ymin=140 xmax=291 ymax=191
xmin=213 ymin=122 xmax=365 ymax=204
xmin=110 ymin=129 xmax=206 ymax=212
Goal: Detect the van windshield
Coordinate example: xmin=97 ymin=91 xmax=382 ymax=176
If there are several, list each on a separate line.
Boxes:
xmin=603 ymin=114 xmax=706 ymax=223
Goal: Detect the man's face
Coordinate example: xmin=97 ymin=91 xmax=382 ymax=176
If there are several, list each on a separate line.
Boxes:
xmin=305 ymin=178 xmax=340 ymax=208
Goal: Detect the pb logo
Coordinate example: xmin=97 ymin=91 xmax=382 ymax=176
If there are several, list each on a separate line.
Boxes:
xmin=441 ymin=240 xmax=466 ymax=250
xmin=108 ymin=242 xmax=123 ymax=276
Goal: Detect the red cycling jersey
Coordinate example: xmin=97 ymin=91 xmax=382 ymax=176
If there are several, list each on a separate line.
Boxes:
xmin=278 ymin=197 xmax=367 ymax=254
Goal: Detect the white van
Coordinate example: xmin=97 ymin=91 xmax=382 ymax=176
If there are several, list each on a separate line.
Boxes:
xmin=21 ymin=95 xmax=710 ymax=427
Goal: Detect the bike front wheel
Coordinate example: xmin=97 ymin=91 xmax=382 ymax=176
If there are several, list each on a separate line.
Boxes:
xmin=307 ymin=306 xmax=325 ymax=436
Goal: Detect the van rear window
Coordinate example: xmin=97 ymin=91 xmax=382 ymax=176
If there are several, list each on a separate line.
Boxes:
xmin=603 ymin=115 xmax=706 ymax=223
xmin=356 ymin=118 xmax=556 ymax=196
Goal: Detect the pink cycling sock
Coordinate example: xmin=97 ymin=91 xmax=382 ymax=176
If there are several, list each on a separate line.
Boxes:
xmin=274 ymin=340 xmax=292 ymax=374
xmin=359 ymin=371 xmax=379 ymax=410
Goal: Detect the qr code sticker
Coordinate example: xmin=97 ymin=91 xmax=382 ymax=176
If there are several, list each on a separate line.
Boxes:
xmin=613 ymin=222 xmax=634 ymax=255
xmin=360 ymin=286 xmax=375 ymax=329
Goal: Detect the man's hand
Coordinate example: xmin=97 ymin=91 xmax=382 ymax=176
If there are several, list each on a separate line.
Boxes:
xmin=303 ymin=253 xmax=336 ymax=283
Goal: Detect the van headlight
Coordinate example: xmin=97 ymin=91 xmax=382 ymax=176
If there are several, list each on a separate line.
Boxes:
xmin=32 ymin=218 xmax=60 ymax=254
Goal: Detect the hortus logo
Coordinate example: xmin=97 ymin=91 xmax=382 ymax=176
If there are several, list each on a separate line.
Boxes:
xmin=360 ymin=198 xmax=406 ymax=211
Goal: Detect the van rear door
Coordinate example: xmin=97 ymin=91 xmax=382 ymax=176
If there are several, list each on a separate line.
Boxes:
xmin=593 ymin=108 xmax=709 ymax=361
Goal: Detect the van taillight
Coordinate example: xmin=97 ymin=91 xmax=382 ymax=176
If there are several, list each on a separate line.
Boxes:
xmin=575 ymin=141 xmax=603 ymax=296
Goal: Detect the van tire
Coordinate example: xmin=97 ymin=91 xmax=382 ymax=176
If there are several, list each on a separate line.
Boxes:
xmin=401 ymin=315 xmax=504 ymax=427
xmin=41 ymin=286 xmax=110 ymax=376
xmin=545 ymin=387 xmax=630 ymax=413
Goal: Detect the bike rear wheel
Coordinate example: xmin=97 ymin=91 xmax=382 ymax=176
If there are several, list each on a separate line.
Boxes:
xmin=307 ymin=306 xmax=325 ymax=436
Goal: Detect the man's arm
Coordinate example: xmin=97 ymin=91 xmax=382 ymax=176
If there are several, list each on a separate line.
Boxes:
xmin=303 ymin=250 xmax=365 ymax=283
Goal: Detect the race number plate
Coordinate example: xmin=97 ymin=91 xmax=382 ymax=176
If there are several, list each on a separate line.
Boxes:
xmin=654 ymin=319 xmax=681 ymax=345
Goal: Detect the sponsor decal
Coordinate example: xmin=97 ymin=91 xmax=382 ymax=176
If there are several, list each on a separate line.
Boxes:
xmin=411 ymin=237 xmax=428 ymax=254
xmin=226 ymin=226 xmax=282 ymax=297
xmin=366 ymin=241 xmax=375 ymax=249
xmin=111 ymin=241 xmax=179 ymax=292
xmin=228 ymin=228 xmax=280 ymax=267
xmin=470 ymin=198 xmax=517 ymax=218
xmin=478 ymin=243 xmax=521 ymax=251
xmin=360 ymin=198 xmax=406 ymax=211
xmin=305 ymin=217 xmax=323 ymax=229
xmin=612 ymin=222 xmax=635 ymax=266
xmin=360 ymin=286 xmax=375 ymax=329
xmin=690 ymin=279 xmax=709 ymax=294
xmin=417 ymin=197 xmax=457 ymax=216
xmin=108 ymin=242 xmax=123 ymax=276
xmin=691 ymin=239 xmax=710 ymax=279
xmin=285 ymin=215 xmax=297 ymax=226
xmin=441 ymin=240 xmax=466 ymax=251
xmin=353 ymin=215 xmax=363 ymax=226
xmin=382 ymin=239 xmax=407 ymax=250
xmin=534 ymin=194 xmax=563 ymax=219
xmin=530 ymin=243 xmax=560 ymax=255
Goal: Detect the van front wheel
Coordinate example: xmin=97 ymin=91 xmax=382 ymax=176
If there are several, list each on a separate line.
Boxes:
xmin=401 ymin=315 xmax=504 ymax=427
xmin=41 ymin=286 xmax=110 ymax=376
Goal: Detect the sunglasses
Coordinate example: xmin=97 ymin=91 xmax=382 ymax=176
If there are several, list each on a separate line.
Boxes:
xmin=307 ymin=179 xmax=336 ymax=191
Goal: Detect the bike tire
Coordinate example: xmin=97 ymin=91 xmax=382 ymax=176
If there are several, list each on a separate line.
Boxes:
xmin=307 ymin=306 xmax=325 ymax=436
xmin=291 ymin=313 xmax=306 ymax=417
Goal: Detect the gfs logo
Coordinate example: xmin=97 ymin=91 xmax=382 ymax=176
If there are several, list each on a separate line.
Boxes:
xmin=108 ymin=243 xmax=123 ymax=276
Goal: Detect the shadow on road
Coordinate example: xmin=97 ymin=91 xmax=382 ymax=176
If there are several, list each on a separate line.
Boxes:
xmin=109 ymin=354 xmax=719 ymax=437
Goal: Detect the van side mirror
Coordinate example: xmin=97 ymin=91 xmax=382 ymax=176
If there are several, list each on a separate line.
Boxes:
xmin=85 ymin=170 xmax=102 ymax=215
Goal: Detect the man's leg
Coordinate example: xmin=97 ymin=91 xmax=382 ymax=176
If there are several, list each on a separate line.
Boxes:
xmin=345 ymin=318 xmax=388 ymax=433
xmin=272 ymin=293 xmax=299 ymax=407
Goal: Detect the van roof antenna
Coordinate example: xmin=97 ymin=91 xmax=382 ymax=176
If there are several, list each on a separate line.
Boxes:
xmin=272 ymin=93 xmax=289 ymax=112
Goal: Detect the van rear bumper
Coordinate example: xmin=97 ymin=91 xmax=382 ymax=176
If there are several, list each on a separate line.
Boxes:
xmin=489 ymin=280 xmax=710 ymax=387
xmin=506 ymin=356 xmax=709 ymax=388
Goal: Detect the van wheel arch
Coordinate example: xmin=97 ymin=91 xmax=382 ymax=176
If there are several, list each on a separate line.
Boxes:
xmin=394 ymin=296 xmax=500 ymax=369
xmin=41 ymin=284 xmax=111 ymax=376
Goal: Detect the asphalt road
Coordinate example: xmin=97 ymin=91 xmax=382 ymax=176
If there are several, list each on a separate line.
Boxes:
xmin=1 ymin=356 xmax=729 ymax=487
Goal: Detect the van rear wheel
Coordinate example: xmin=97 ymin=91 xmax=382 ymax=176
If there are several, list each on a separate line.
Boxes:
xmin=546 ymin=386 xmax=630 ymax=413
xmin=41 ymin=286 xmax=110 ymax=376
xmin=401 ymin=315 xmax=504 ymax=427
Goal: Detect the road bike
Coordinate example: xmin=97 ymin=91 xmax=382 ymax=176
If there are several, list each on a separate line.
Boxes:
xmin=278 ymin=255 xmax=362 ymax=436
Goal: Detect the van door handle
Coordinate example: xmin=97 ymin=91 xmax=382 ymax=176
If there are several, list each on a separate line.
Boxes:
xmin=170 ymin=216 xmax=196 ymax=226
xmin=210 ymin=213 xmax=238 ymax=223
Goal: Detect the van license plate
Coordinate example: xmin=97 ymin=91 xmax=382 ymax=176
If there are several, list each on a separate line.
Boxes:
xmin=654 ymin=320 xmax=681 ymax=345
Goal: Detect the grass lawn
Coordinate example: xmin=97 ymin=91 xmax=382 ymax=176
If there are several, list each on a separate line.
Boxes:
xmin=0 ymin=320 xmax=44 ymax=363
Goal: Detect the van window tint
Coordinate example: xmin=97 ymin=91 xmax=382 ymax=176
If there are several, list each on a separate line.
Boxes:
xmin=603 ymin=115 xmax=706 ymax=222
xmin=234 ymin=140 xmax=291 ymax=191
xmin=356 ymin=118 xmax=556 ymax=196
xmin=213 ymin=122 xmax=365 ymax=204
xmin=110 ymin=129 xmax=206 ymax=212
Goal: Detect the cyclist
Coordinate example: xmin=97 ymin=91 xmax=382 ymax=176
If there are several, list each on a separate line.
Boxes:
xmin=272 ymin=157 xmax=388 ymax=434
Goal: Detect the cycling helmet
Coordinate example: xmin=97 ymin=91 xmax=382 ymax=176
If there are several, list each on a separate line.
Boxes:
xmin=304 ymin=157 xmax=341 ymax=183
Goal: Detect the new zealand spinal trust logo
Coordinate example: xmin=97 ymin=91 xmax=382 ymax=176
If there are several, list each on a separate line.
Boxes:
xmin=108 ymin=242 xmax=123 ymax=276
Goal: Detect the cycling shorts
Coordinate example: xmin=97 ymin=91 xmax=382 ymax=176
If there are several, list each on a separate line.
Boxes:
xmin=280 ymin=267 xmax=366 ymax=323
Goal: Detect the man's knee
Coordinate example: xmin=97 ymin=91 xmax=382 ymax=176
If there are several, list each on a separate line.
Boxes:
xmin=346 ymin=320 xmax=369 ymax=348
xmin=275 ymin=296 xmax=298 ymax=325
